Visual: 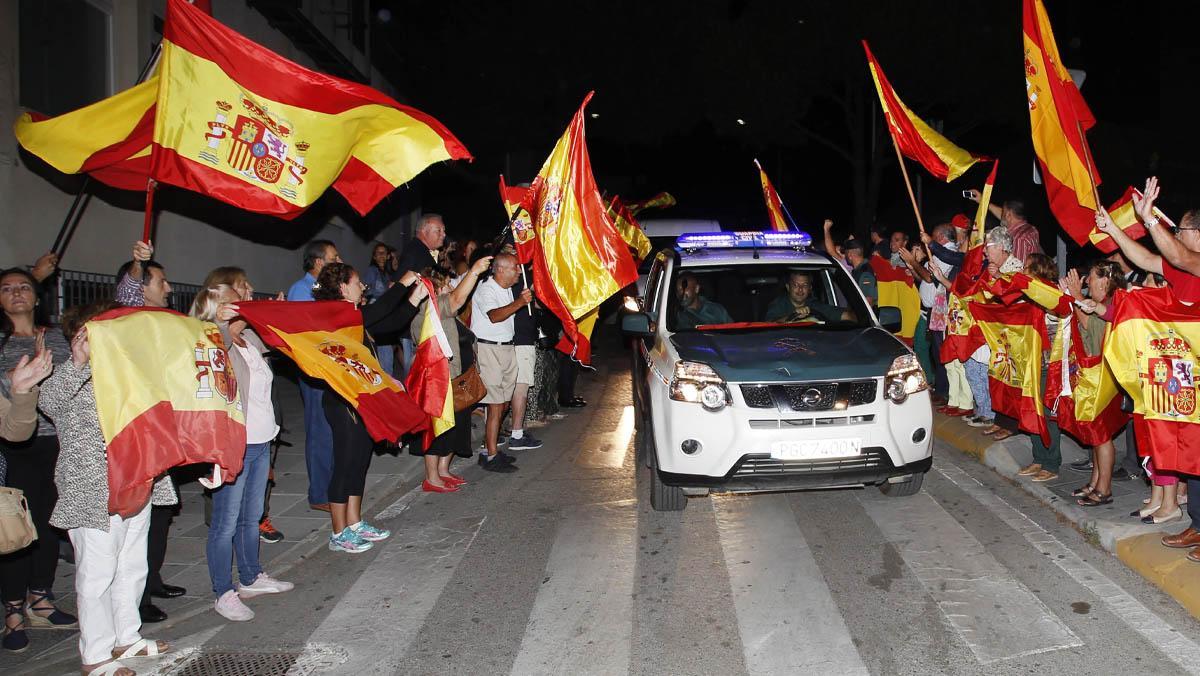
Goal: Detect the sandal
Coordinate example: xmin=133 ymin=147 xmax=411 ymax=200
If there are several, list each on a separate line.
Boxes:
xmin=26 ymin=588 xmax=78 ymax=628
xmin=1071 ymin=484 xmax=1095 ymax=498
xmin=990 ymin=429 xmax=1014 ymax=441
xmin=112 ymin=638 xmax=169 ymax=660
xmin=2 ymin=600 xmax=28 ymax=653
xmin=82 ymin=659 xmax=135 ymax=676
xmin=1077 ymin=492 xmax=1113 ymax=507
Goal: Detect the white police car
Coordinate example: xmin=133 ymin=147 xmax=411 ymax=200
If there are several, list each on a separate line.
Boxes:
xmin=623 ymin=231 xmax=933 ymax=511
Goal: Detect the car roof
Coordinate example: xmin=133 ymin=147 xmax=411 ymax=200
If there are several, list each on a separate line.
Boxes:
xmin=678 ymin=248 xmax=837 ymax=267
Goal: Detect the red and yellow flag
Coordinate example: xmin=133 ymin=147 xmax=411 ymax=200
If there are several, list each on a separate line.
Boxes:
xmin=499 ymin=175 xmax=536 ymax=264
xmin=1088 ymin=186 xmax=1174 ymax=253
xmin=1105 ymin=286 xmax=1200 ymax=474
xmin=754 ymin=159 xmax=791 ymax=231
xmin=987 ymin=272 xmax=1073 ymax=316
xmin=405 ymin=280 xmax=455 ymax=447
xmin=1024 ymin=0 xmax=1101 ymax=245
xmin=970 ymin=301 xmax=1051 ymax=444
xmin=87 ymin=307 xmax=246 ymax=516
xmin=523 ymin=92 xmax=639 ymax=364
xmin=941 ymin=161 xmax=999 ymax=363
xmin=625 ymin=191 xmax=676 ymax=216
xmin=234 ymin=300 xmax=426 ymax=442
xmin=1046 ymin=316 xmax=1127 ymax=446
xmin=862 ymin=40 xmax=982 ymax=182
xmin=869 ymin=254 xmax=921 ymax=345
xmin=151 ymin=0 xmax=471 ymax=218
xmin=607 ymin=197 xmax=653 ymax=261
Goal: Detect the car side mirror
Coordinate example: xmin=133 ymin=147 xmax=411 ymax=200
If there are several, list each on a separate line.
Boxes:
xmin=621 ymin=312 xmax=654 ymax=337
xmin=878 ymin=306 xmax=902 ymax=333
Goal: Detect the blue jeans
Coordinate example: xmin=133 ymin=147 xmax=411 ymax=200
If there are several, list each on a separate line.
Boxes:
xmin=298 ymin=378 xmax=334 ymax=505
xmin=376 ymin=344 xmax=395 ymax=378
xmin=964 ymin=358 xmax=993 ymax=419
xmin=206 ymin=442 xmax=270 ymax=597
xmin=399 ymin=337 xmax=416 ymax=381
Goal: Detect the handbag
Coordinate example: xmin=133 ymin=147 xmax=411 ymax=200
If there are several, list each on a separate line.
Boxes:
xmin=0 ymin=486 xmax=37 ymax=555
xmin=452 ymin=364 xmax=487 ymax=412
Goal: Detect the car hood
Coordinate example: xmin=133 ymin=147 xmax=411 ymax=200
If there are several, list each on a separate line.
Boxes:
xmin=669 ymin=326 xmax=907 ymax=382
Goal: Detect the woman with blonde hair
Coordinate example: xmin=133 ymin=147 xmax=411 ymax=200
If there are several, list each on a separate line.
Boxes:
xmin=191 ymin=267 xmax=293 ymax=623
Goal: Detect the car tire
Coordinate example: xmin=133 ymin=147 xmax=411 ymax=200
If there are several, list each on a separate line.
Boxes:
xmin=648 ymin=440 xmax=687 ymax=512
xmin=879 ymin=470 xmax=925 ymax=497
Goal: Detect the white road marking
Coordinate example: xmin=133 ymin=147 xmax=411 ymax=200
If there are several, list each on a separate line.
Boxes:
xmin=714 ymin=494 xmax=870 ymax=676
xmin=510 ymin=500 xmax=637 ymax=676
xmin=575 ymin=405 xmax=635 ymax=468
xmin=860 ymin=490 xmax=1082 ymax=663
xmin=937 ymin=463 xmax=1200 ymax=672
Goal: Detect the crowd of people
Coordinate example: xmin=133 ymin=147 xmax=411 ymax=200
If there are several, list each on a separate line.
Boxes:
xmin=0 ymin=213 xmax=589 ymax=675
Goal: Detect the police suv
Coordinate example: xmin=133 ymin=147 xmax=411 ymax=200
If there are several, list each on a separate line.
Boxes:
xmin=623 ymin=231 xmax=933 ymax=511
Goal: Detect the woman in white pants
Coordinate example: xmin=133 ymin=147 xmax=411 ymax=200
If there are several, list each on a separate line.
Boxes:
xmin=39 ymin=301 xmax=174 ymax=676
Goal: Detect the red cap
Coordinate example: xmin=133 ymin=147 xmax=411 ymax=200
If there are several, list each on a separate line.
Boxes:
xmin=951 ymin=213 xmax=971 ymax=230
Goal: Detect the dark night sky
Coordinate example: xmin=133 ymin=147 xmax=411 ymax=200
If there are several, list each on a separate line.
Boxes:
xmin=361 ymin=0 xmax=1187 ymax=256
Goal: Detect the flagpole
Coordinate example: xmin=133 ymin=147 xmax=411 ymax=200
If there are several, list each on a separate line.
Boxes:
xmin=888 ymin=137 xmax=927 ymax=238
xmin=497 ymin=195 xmax=534 ymax=316
xmin=1075 ymin=120 xmax=1102 ymax=210
xmin=753 ymin=158 xmax=801 ymax=231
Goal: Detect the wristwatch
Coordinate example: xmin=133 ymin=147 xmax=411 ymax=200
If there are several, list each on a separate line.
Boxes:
xmin=1145 ymin=216 xmax=1161 ymax=228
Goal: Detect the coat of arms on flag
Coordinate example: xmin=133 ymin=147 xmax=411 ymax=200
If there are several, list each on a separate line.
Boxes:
xmin=199 ymin=98 xmax=309 ymax=200
xmin=1144 ymin=331 xmax=1198 ymax=417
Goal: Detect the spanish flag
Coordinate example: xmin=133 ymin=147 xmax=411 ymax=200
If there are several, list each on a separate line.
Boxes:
xmin=607 ymin=197 xmax=653 ymax=261
xmin=625 ymin=191 xmax=676 ymax=216
xmin=1088 ymin=186 xmax=1174 ymax=253
xmin=86 ymin=307 xmax=246 ymax=517
xmin=971 ymin=301 xmax=1051 ymax=444
xmin=523 ymin=92 xmax=639 ymax=364
xmin=1105 ymin=286 xmax=1200 ymax=474
xmin=405 ymin=279 xmax=455 ymax=447
xmin=234 ymin=300 xmax=427 ymax=442
xmin=941 ymin=162 xmax=997 ymax=363
xmin=754 ymin=159 xmax=791 ymax=231
xmin=987 ymin=272 xmax=1073 ymax=317
xmin=869 ymin=254 xmax=921 ymax=345
xmin=499 ymin=175 xmax=536 ymax=264
xmin=1046 ymin=316 xmax=1127 ymax=447
xmin=862 ymin=40 xmax=982 ymax=182
xmin=940 ymin=292 xmax=984 ymax=363
xmin=151 ymin=0 xmax=471 ymax=218
xmin=1024 ymin=0 xmax=1101 ymax=246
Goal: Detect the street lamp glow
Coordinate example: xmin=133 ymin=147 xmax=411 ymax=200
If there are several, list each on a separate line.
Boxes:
xmin=736 ymin=118 xmax=746 ymax=125
xmin=590 ymin=113 xmax=599 ymax=119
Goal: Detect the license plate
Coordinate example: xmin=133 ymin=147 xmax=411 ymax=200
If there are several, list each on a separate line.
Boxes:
xmin=771 ymin=438 xmax=861 ymax=460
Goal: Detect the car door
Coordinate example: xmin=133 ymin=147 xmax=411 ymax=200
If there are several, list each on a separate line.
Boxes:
xmin=632 ymin=251 xmax=669 ymax=413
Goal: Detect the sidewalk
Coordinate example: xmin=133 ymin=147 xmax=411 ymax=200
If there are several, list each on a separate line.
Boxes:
xmin=934 ymin=412 xmax=1200 ymax=619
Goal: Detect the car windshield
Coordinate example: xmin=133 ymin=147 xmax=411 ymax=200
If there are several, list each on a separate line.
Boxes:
xmin=666 ymin=263 xmax=873 ymax=332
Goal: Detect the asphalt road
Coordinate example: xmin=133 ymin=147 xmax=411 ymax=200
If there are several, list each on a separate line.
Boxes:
xmin=17 ymin=353 xmax=1200 ymax=675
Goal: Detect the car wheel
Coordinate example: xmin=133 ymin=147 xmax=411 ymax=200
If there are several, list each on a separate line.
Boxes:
xmin=648 ymin=440 xmax=686 ymax=512
xmin=879 ymin=470 xmax=925 ymax=497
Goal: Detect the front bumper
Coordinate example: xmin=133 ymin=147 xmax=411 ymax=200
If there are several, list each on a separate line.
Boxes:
xmin=659 ymin=449 xmax=932 ymax=492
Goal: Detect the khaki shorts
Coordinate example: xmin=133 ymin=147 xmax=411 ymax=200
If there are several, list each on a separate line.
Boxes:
xmin=515 ymin=344 xmax=536 ymax=386
xmin=477 ymin=343 xmax=517 ymax=404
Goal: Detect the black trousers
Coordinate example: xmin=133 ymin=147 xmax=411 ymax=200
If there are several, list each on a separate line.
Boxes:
xmin=557 ymin=354 xmax=579 ymax=401
xmin=140 ymin=503 xmax=175 ymax=607
xmin=0 ymin=435 xmax=60 ymax=602
xmin=323 ymin=394 xmax=372 ymax=503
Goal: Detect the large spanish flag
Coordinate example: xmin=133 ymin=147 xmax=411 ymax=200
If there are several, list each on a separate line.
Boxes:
xmin=405 ymin=280 xmax=455 ymax=447
xmin=87 ymin=307 xmax=246 ymax=517
xmin=971 ymin=300 xmax=1051 ymax=444
xmin=862 ymin=40 xmax=982 ymax=182
xmin=1105 ymin=287 xmax=1200 ymax=474
xmin=607 ymin=197 xmax=653 ymax=261
xmin=234 ymin=300 xmax=426 ymax=442
xmin=151 ymin=0 xmax=471 ymax=218
xmin=1046 ymin=316 xmax=1127 ymax=446
xmin=869 ymin=254 xmax=921 ymax=345
xmin=1024 ymin=0 xmax=1101 ymax=245
xmin=523 ymin=92 xmax=639 ymax=363
xmin=754 ymin=159 xmax=791 ymax=231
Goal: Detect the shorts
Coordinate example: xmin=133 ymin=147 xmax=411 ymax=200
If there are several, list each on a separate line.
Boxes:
xmin=515 ymin=344 xmax=536 ymax=386
xmin=477 ymin=343 xmax=517 ymax=404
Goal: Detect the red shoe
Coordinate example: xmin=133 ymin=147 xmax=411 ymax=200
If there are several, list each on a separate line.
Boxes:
xmin=422 ymin=479 xmax=459 ymax=493
xmin=947 ymin=408 xmax=972 ymax=417
xmin=441 ymin=474 xmax=467 ymax=486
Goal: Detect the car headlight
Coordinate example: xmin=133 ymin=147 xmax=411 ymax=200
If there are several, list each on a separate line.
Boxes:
xmin=884 ymin=354 xmax=928 ymax=404
xmin=669 ymin=360 xmax=729 ymax=411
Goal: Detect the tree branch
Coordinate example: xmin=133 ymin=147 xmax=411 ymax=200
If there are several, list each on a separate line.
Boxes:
xmin=791 ymin=125 xmax=853 ymax=163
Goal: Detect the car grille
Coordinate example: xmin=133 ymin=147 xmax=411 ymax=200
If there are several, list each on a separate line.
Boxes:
xmin=748 ymin=415 xmax=875 ymax=429
xmin=739 ymin=380 xmax=877 ymax=411
xmin=731 ymin=449 xmax=889 ymax=477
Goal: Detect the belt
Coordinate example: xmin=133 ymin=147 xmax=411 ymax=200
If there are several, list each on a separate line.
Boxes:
xmin=477 ymin=338 xmax=514 ymax=346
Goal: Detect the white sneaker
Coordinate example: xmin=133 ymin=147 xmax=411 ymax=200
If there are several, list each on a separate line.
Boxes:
xmin=214 ymin=589 xmax=255 ymax=622
xmin=237 ymin=573 xmax=295 ymax=598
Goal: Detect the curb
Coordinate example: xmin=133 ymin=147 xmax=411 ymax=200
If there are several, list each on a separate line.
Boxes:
xmin=932 ymin=412 xmax=1200 ymax=619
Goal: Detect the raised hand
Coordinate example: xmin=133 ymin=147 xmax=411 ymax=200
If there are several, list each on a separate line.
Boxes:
xmin=10 ymin=349 xmax=53 ymax=393
xmin=1133 ymin=176 xmax=1161 ymax=225
xmin=133 ymin=240 xmax=154 ymax=262
xmin=470 ymin=255 xmax=494 ymax=276
xmin=31 ymin=252 xmax=59 ymax=282
xmin=1094 ymin=207 xmax=1117 ymax=234
xmin=70 ymin=328 xmax=90 ymax=367
xmin=965 ymin=188 xmax=982 ymax=203
xmin=216 ymin=304 xmax=240 ymax=323
xmin=1061 ymin=269 xmax=1083 ymax=299
xmin=823 ymin=219 xmax=834 ymax=231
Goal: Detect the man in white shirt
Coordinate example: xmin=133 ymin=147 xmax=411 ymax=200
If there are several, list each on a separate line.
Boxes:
xmin=470 ymin=253 xmax=532 ymax=472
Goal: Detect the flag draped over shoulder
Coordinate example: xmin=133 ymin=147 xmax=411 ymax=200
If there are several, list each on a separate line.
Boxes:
xmin=862 ymin=40 xmax=981 ymax=182
xmin=1104 ymin=287 xmax=1200 ymax=474
xmin=971 ymin=301 xmax=1051 ymax=444
xmin=987 ymin=272 xmax=1073 ymax=316
xmin=151 ymin=0 xmax=471 ymax=218
xmin=234 ymin=300 xmax=426 ymax=442
xmin=405 ymin=279 xmax=455 ymax=447
xmin=625 ymin=192 xmax=676 ymax=216
xmin=87 ymin=307 xmax=246 ymax=516
xmin=1024 ymin=0 xmax=1101 ymax=246
xmin=754 ymin=160 xmax=791 ymax=231
xmin=607 ymin=197 xmax=653 ymax=261
xmin=523 ymin=92 xmax=639 ymax=364
xmin=1088 ymin=187 xmax=1173 ymax=253
xmin=941 ymin=161 xmax=998 ymax=362
xmin=869 ymin=254 xmax=921 ymax=345
xmin=1046 ymin=315 xmax=1128 ymax=446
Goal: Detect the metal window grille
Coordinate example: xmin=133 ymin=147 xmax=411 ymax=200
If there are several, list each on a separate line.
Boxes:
xmin=44 ymin=269 xmax=270 ymax=324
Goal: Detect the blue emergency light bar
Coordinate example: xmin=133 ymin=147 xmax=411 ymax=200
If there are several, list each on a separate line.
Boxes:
xmin=675 ymin=231 xmax=813 ymax=250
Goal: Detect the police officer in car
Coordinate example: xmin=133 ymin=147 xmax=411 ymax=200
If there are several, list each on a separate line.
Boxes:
xmin=766 ymin=271 xmax=849 ymax=323
xmin=675 ymin=273 xmax=733 ymax=329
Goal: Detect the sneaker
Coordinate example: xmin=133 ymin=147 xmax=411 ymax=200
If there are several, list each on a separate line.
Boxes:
xmin=480 ymin=455 xmax=518 ymax=473
xmin=259 ymin=518 xmax=284 ymax=543
xmin=508 ymin=433 xmax=544 ymax=450
xmin=237 ymin=573 xmax=294 ymax=598
xmin=350 ymin=520 xmax=391 ymax=542
xmin=214 ymin=590 xmax=254 ymax=622
xmin=966 ymin=417 xmax=994 ymax=428
xmin=328 ymin=527 xmax=373 ymax=554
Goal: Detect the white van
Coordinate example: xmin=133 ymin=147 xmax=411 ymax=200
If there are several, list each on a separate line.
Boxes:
xmin=635 ymin=219 xmax=720 ymax=298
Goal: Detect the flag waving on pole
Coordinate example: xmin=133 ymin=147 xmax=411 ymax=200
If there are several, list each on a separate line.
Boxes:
xmin=625 ymin=192 xmax=676 ymax=216
xmin=941 ymin=160 xmax=998 ymax=363
xmin=498 ymin=175 xmax=536 ymax=264
xmin=1088 ymin=186 xmax=1173 ymax=253
xmin=870 ymin=254 xmax=921 ymax=345
xmin=607 ymin=197 xmax=653 ymax=261
xmin=754 ymin=159 xmax=791 ymax=231
xmin=862 ymin=40 xmax=982 ymax=182
xmin=405 ymin=279 xmax=455 ymax=447
xmin=1024 ymin=0 xmax=1101 ymax=246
